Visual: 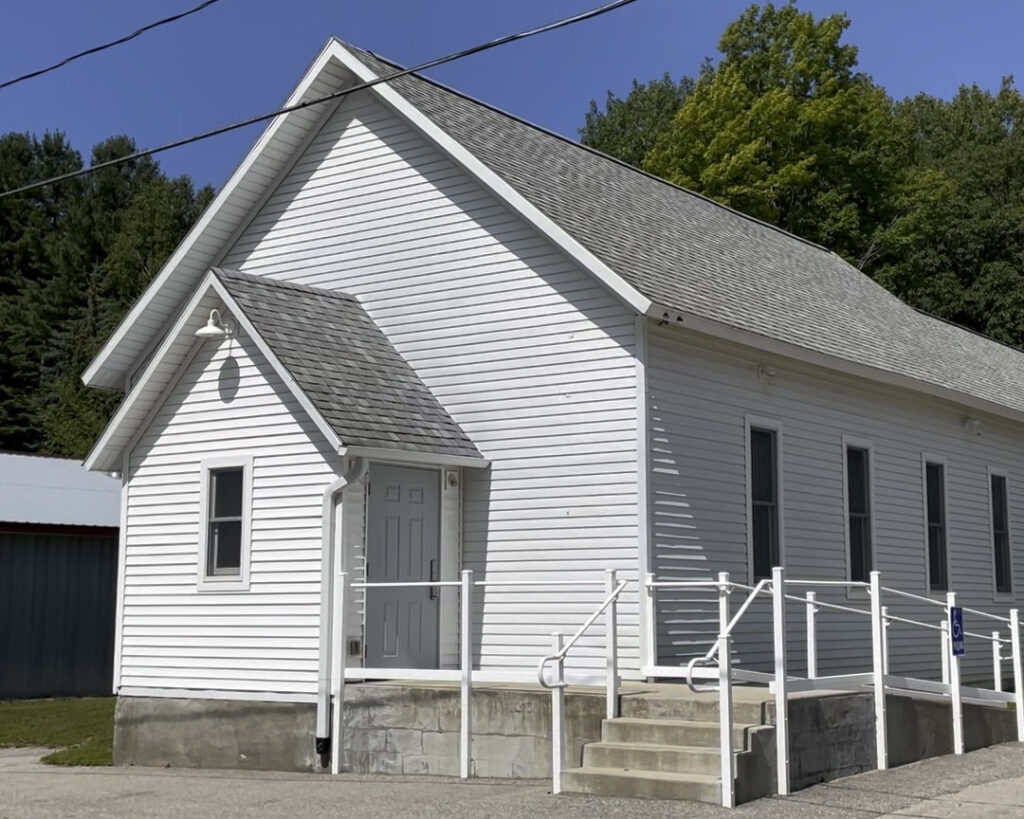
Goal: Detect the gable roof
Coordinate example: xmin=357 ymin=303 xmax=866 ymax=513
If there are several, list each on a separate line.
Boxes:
xmin=83 ymin=38 xmax=1024 ymax=427
xmin=85 ymin=267 xmax=484 ymax=472
xmin=0 ymin=452 xmax=120 ymax=527
xmin=211 ymin=268 xmax=482 ymax=461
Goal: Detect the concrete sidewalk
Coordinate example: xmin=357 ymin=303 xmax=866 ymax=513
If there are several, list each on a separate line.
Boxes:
xmin=1 ymin=743 xmax=1024 ymax=817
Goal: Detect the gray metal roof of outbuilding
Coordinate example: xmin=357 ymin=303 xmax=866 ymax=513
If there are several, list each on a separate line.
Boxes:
xmin=213 ymin=267 xmax=482 ymax=460
xmin=0 ymin=453 xmax=120 ymax=527
xmin=346 ymin=45 xmax=1024 ymax=419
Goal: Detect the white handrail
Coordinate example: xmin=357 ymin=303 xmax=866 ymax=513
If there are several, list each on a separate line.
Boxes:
xmin=537 ymin=578 xmax=627 ymax=688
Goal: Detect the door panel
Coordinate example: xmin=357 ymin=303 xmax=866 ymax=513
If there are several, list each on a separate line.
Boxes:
xmin=365 ymin=463 xmax=440 ymax=668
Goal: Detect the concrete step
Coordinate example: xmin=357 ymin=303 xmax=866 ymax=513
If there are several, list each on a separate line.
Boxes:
xmin=619 ymin=692 xmax=768 ymax=724
xmin=560 ymin=766 xmax=722 ymax=802
xmin=601 ymin=717 xmax=755 ymax=748
xmin=582 ymin=741 xmax=725 ymax=775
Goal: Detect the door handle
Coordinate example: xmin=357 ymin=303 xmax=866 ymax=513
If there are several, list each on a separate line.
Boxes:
xmin=429 ymin=559 xmax=438 ymax=600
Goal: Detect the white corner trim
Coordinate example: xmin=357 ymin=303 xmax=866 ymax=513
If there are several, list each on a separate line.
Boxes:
xmin=196 ymin=454 xmax=254 ymax=593
xmin=327 ymin=40 xmax=652 ymax=316
xmin=111 ymin=449 xmax=130 ymax=693
xmin=82 ymin=41 xmax=347 ymax=389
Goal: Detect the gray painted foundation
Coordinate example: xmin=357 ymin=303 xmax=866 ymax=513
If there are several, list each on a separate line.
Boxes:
xmin=114 ymin=685 xmax=1019 ymax=799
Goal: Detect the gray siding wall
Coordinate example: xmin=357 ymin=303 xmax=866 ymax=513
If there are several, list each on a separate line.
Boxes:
xmin=0 ymin=528 xmax=117 ymax=697
xmin=648 ymin=325 xmax=1024 ymax=683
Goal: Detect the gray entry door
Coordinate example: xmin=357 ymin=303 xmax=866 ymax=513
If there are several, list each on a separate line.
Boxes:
xmin=365 ymin=463 xmax=441 ymax=669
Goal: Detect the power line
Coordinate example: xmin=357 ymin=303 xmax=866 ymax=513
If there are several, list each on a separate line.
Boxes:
xmin=0 ymin=0 xmax=641 ymax=200
xmin=0 ymin=0 xmax=225 ymax=92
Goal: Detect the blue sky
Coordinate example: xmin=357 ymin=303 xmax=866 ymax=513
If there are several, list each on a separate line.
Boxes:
xmin=1 ymin=1 xmax=1021 ymax=190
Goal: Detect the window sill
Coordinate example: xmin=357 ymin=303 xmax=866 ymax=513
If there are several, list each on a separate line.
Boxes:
xmin=197 ymin=577 xmax=250 ymax=593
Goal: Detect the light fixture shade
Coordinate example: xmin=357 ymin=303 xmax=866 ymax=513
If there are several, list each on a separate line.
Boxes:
xmin=195 ymin=320 xmax=226 ymax=339
xmin=195 ymin=309 xmax=228 ymax=340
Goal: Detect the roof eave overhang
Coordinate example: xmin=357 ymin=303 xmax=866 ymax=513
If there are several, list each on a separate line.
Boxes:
xmin=85 ymin=271 xmax=346 ymax=473
xmin=647 ymin=303 xmax=1024 ymax=427
xmin=342 ymin=445 xmax=489 ymax=469
xmin=82 ymin=40 xmax=351 ymax=391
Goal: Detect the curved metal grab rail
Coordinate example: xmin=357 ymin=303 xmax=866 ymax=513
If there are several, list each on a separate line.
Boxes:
xmin=538 ymin=579 xmax=628 ymax=688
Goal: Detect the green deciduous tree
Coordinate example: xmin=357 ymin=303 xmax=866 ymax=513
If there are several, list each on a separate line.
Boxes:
xmin=580 ymin=73 xmax=694 ymax=168
xmin=643 ymin=2 xmax=897 ymax=264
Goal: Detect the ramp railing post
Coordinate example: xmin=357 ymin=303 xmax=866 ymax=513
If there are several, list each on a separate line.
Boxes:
xmin=718 ymin=572 xmax=734 ymax=808
xmin=771 ymin=566 xmax=789 ymax=795
xmin=643 ymin=572 xmax=656 ymax=676
xmin=605 ymin=569 xmax=618 ymax=719
xmin=1011 ymin=609 xmax=1024 ymax=741
xmin=993 ymin=631 xmax=1003 ymax=693
xmin=941 ymin=620 xmax=951 ymax=684
xmin=869 ymin=570 xmax=888 ymax=770
xmin=805 ymin=591 xmax=818 ymax=679
xmin=947 ymin=592 xmax=964 ymax=755
xmin=551 ymin=632 xmax=565 ymax=794
xmin=881 ymin=606 xmax=891 ymax=675
xmin=330 ymin=571 xmax=349 ymax=775
xmin=460 ymin=569 xmax=473 ymax=779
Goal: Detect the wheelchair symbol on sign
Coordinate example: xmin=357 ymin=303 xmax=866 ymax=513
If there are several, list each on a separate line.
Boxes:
xmin=950 ymin=606 xmax=965 ymax=657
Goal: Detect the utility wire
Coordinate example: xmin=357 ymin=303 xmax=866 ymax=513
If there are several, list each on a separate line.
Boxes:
xmin=0 ymin=0 xmax=641 ymax=200
xmin=0 ymin=0 xmax=225 ymax=92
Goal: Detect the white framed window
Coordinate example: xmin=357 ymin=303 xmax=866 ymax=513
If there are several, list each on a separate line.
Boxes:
xmin=842 ymin=437 xmax=875 ymax=586
xmin=746 ymin=416 xmax=784 ymax=582
xmin=989 ymin=467 xmax=1013 ymax=597
xmin=197 ymin=455 xmax=253 ymax=592
xmin=921 ymin=455 xmax=950 ymax=593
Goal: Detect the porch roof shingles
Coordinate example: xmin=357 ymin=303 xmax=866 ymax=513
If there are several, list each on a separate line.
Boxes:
xmin=212 ymin=267 xmax=481 ymax=459
xmin=348 ymin=44 xmax=1024 ymax=418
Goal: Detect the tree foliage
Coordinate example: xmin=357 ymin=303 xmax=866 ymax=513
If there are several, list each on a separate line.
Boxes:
xmin=0 ymin=132 xmax=212 ymax=457
xmin=580 ymin=1 xmax=1024 ymax=349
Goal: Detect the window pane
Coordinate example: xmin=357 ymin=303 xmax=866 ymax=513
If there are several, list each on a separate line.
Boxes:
xmin=992 ymin=475 xmax=1011 ymax=593
xmin=847 ymin=448 xmax=868 ymax=516
xmin=850 ymin=515 xmax=871 ymax=583
xmin=926 ymin=463 xmax=944 ymax=523
xmin=751 ymin=430 xmax=776 ymax=503
xmin=211 ymin=520 xmax=242 ymax=572
xmin=752 ymin=504 xmax=776 ymax=579
xmin=926 ymin=463 xmax=946 ymax=590
xmin=212 ymin=468 xmax=243 ymax=518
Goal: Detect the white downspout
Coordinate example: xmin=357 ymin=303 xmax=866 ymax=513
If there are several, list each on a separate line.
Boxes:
xmin=315 ymin=456 xmax=367 ymax=761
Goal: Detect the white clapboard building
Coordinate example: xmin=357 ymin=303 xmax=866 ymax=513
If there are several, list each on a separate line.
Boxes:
xmin=84 ymin=40 xmax=1024 ymax=783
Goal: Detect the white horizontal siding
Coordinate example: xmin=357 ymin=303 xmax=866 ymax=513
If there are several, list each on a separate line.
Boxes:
xmin=649 ymin=325 xmax=1024 ymax=683
xmin=122 ymin=332 xmax=337 ymax=697
xmin=222 ymin=90 xmax=640 ymax=676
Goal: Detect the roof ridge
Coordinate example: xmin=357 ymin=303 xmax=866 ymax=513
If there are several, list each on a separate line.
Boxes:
xmin=340 ymin=40 xmax=838 ymax=260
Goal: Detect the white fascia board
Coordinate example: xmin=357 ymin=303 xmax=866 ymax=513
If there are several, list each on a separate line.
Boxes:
xmin=85 ymin=271 xmax=344 ymax=472
xmin=327 ymin=40 xmax=652 ymax=317
xmin=344 ymin=445 xmax=489 ymax=469
xmin=647 ymin=303 xmax=1024 ymax=428
xmin=85 ymin=273 xmax=221 ymax=472
xmin=82 ymin=41 xmax=346 ymax=391
xmin=211 ymin=279 xmax=344 ymax=456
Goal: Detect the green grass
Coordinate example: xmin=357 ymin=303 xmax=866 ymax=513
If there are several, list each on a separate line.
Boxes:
xmin=0 ymin=697 xmax=114 ymax=766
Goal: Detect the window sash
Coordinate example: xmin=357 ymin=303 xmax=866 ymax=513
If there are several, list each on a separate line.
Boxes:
xmin=750 ymin=428 xmax=778 ymax=579
xmin=992 ymin=474 xmax=1012 ymax=594
xmin=846 ymin=447 xmax=872 ymax=583
xmin=208 ymin=467 xmax=243 ymax=576
xmin=925 ymin=462 xmax=947 ymax=591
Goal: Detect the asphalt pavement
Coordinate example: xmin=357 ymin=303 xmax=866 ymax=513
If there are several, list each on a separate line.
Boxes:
xmin=2 ymin=742 xmax=1024 ymax=818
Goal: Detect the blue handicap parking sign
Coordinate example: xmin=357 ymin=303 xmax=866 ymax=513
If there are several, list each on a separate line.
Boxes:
xmin=950 ymin=606 xmax=965 ymax=656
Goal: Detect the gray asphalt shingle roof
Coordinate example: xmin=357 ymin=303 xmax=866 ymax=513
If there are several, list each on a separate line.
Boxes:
xmin=346 ymin=44 xmax=1024 ymax=418
xmin=213 ymin=268 xmax=481 ymax=459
